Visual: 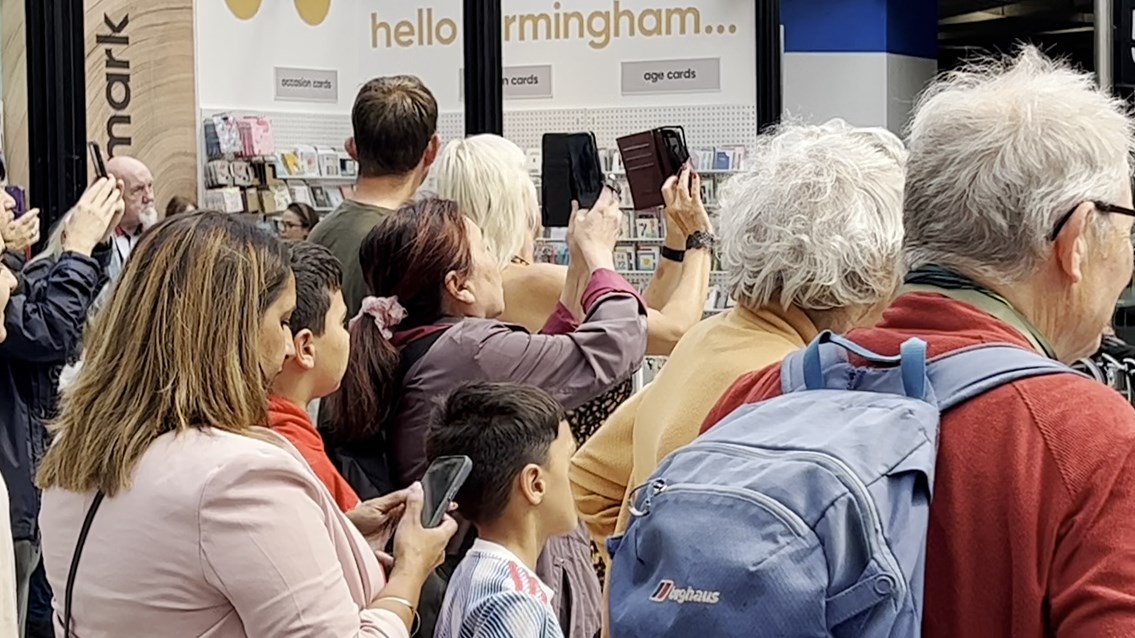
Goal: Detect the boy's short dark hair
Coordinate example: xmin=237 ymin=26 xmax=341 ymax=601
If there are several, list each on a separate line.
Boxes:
xmin=289 ymin=242 xmax=343 ymax=335
xmin=427 ymin=383 xmax=564 ymax=524
xmin=352 ymin=75 xmax=438 ymax=177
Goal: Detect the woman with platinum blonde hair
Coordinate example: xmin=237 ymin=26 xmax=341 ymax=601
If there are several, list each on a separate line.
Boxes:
xmin=572 ymin=119 xmax=906 ymax=602
xmin=706 ymin=47 xmax=1135 ymax=636
xmin=435 ymin=134 xmax=713 ymax=590
xmin=435 ymin=134 xmax=712 ymax=356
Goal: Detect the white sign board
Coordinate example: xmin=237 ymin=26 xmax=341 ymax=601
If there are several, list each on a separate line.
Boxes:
xmin=275 ymin=67 xmax=339 ymax=102
xmin=196 ymin=0 xmax=756 ymax=112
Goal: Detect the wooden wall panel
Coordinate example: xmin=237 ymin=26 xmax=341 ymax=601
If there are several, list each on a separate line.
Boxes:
xmin=2 ymin=0 xmax=29 ymax=188
xmin=84 ymin=0 xmax=197 ymax=213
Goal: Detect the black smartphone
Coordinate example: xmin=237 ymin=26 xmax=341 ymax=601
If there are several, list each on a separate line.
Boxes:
xmin=4 ymin=186 xmax=26 ymax=219
xmin=420 ymin=455 xmax=473 ymax=528
xmin=541 ymin=132 xmax=605 ymax=227
xmin=88 ymin=142 xmax=108 ymax=179
xmin=658 ymin=127 xmax=690 ymax=177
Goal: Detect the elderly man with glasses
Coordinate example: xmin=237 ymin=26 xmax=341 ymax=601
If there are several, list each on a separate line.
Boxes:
xmin=704 ymin=47 xmax=1135 ymax=637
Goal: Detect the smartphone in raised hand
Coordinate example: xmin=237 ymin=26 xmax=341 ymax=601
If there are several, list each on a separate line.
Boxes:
xmin=4 ymin=186 xmax=26 ymax=219
xmin=420 ymin=455 xmax=473 ymax=528
xmin=88 ymin=142 xmax=108 ymax=179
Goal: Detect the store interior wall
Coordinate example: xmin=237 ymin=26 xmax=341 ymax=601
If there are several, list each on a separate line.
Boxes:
xmin=2 ymin=0 xmax=27 ymax=187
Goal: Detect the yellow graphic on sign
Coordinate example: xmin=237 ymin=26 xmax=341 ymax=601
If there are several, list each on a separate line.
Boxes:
xmin=225 ymin=0 xmax=332 ymax=26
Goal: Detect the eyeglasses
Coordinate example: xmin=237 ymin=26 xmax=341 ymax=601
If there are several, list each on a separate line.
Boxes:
xmin=281 ymin=221 xmax=304 ymax=230
xmin=1048 ymin=201 xmax=1135 ymax=241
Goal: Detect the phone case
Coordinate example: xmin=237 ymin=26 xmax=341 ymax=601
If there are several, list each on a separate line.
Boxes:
xmin=5 ymin=186 xmax=26 ymax=217
xmin=616 ymin=126 xmax=688 ymax=211
xmin=541 ymin=132 xmax=604 ymax=228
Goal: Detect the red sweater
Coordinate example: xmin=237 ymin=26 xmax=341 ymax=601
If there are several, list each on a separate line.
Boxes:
xmin=267 ymin=396 xmax=360 ymax=513
xmin=702 ymin=293 xmax=1135 ymax=637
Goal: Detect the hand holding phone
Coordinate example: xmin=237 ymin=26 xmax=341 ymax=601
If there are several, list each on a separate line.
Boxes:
xmin=391 ymin=481 xmax=459 ymax=579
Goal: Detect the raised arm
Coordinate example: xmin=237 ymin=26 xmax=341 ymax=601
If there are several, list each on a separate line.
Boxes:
xmin=472 ymin=192 xmax=647 ymax=408
xmin=470 ymin=270 xmax=646 ymax=411
xmin=0 ymin=179 xmax=124 ymax=362
xmin=641 ymin=168 xmax=713 ymax=355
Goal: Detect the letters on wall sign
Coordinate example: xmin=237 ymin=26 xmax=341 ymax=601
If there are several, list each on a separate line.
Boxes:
xmin=85 ymin=0 xmax=198 ymax=214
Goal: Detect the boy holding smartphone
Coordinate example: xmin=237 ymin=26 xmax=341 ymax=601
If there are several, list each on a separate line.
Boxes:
xmin=427 ymin=382 xmax=579 ymax=638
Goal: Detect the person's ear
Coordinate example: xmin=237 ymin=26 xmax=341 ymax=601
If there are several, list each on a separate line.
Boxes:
xmin=291 ymin=328 xmax=318 ymax=371
xmin=444 ymin=270 xmax=476 ymax=306
xmin=345 ymin=137 xmax=359 ymax=162
xmin=518 ymin=463 xmax=546 ymax=507
xmin=1054 ymin=201 xmax=1094 ymax=284
xmin=422 ymin=134 xmax=442 ymax=170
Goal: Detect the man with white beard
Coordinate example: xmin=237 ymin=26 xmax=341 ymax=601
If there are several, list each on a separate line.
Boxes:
xmin=84 ymin=156 xmax=158 ymax=319
xmin=105 ymin=155 xmax=157 ymax=277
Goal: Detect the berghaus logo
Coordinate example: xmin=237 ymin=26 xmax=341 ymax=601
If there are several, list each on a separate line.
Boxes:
xmin=225 ymin=0 xmax=331 ymax=26
xmin=649 ymin=579 xmax=721 ymax=605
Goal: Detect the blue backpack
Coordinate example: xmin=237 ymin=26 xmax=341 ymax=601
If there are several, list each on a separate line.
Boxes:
xmin=606 ymin=331 xmax=1071 ymax=637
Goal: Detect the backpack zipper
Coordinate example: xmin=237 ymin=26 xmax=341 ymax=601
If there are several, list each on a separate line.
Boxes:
xmin=680 ymin=442 xmax=907 ymax=602
xmin=656 ymin=482 xmax=809 ymax=537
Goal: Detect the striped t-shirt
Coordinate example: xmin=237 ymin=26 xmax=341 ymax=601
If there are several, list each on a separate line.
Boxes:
xmin=436 ymin=539 xmax=563 ymax=638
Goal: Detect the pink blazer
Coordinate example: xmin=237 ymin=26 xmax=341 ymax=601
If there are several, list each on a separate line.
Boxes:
xmin=39 ymin=428 xmax=409 ymax=638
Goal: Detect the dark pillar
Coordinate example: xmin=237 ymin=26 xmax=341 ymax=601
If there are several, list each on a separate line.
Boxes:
xmin=756 ymin=0 xmax=783 ymax=132
xmin=25 ymin=0 xmax=87 ymax=240
xmin=463 ymin=0 xmax=503 ymax=136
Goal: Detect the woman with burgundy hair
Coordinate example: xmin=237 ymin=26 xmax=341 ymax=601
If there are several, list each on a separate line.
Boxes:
xmin=324 ymin=191 xmax=646 ymax=638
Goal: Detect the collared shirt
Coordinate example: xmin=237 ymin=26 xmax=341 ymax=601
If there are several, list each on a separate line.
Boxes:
xmin=436 ymin=538 xmax=562 ymax=638
xmin=112 ymin=226 xmax=141 ymax=269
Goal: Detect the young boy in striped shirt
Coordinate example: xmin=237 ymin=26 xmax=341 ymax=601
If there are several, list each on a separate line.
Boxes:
xmin=428 ymin=382 xmax=579 ymax=638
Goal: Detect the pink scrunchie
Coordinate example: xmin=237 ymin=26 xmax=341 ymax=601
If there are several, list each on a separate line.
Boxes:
xmin=350 ymin=295 xmax=407 ymax=339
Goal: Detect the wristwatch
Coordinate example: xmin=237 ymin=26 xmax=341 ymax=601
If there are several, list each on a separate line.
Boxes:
xmin=686 ymin=230 xmax=717 ymax=251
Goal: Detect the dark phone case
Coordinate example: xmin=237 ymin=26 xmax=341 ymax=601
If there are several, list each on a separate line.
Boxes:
xmin=421 ymin=456 xmax=473 ymax=528
xmin=616 ymin=126 xmax=688 ymax=211
xmin=89 ymin=143 xmax=108 ymax=179
xmin=4 ymin=186 xmax=26 ymax=218
xmin=541 ymin=132 xmax=604 ymax=227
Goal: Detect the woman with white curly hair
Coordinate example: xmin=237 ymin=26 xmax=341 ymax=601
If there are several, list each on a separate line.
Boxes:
xmin=571 ymin=118 xmax=906 ymax=593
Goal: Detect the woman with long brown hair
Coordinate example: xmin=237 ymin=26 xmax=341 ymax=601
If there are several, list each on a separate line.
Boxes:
xmin=37 ymin=211 xmax=455 ymax=638
xmin=324 ymin=193 xmax=647 ymax=638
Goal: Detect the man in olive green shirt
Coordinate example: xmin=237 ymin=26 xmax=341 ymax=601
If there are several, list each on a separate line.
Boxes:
xmin=308 ymin=200 xmax=394 ymax=316
xmin=309 ymin=75 xmax=441 ymax=315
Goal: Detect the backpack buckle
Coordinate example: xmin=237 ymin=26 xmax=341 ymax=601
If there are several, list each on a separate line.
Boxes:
xmin=628 ymin=479 xmax=666 ymax=517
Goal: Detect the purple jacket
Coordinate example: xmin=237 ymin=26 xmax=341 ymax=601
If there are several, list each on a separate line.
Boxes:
xmin=391 ymin=269 xmax=647 ymax=487
xmin=399 ymin=269 xmax=646 ymax=638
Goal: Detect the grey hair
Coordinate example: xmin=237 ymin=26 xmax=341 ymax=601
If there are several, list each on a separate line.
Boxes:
xmin=904 ymin=46 xmax=1135 ymax=283
xmin=718 ymin=119 xmax=906 ymax=312
xmin=27 ymin=212 xmax=70 ymax=267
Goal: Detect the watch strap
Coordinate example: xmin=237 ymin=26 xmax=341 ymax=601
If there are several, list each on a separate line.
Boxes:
xmin=660 ymin=245 xmax=686 ymax=262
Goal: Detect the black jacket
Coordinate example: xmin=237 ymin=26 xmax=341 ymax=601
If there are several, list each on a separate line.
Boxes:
xmin=0 ymin=249 xmax=107 ymax=540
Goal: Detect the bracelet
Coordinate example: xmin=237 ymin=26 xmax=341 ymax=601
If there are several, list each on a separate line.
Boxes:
xmin=376 ymin=596 xmax=420 ymax=635
xmin=660 ymin=245 xmax=686 ymax=263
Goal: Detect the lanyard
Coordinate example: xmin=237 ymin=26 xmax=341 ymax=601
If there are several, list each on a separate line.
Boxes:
xmin=902 ymin=266 xmax=1058 ymax=360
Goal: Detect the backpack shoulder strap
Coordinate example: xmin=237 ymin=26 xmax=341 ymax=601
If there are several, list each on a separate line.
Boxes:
xmin=926 ymin=344 xmax=1074 ymax=411
xmin=781 ymin=332 xmax=1076 ymax=410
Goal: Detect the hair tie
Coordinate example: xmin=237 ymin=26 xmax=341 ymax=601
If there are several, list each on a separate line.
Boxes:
xmin=351 ymin=295 xmax=407 ymax=339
